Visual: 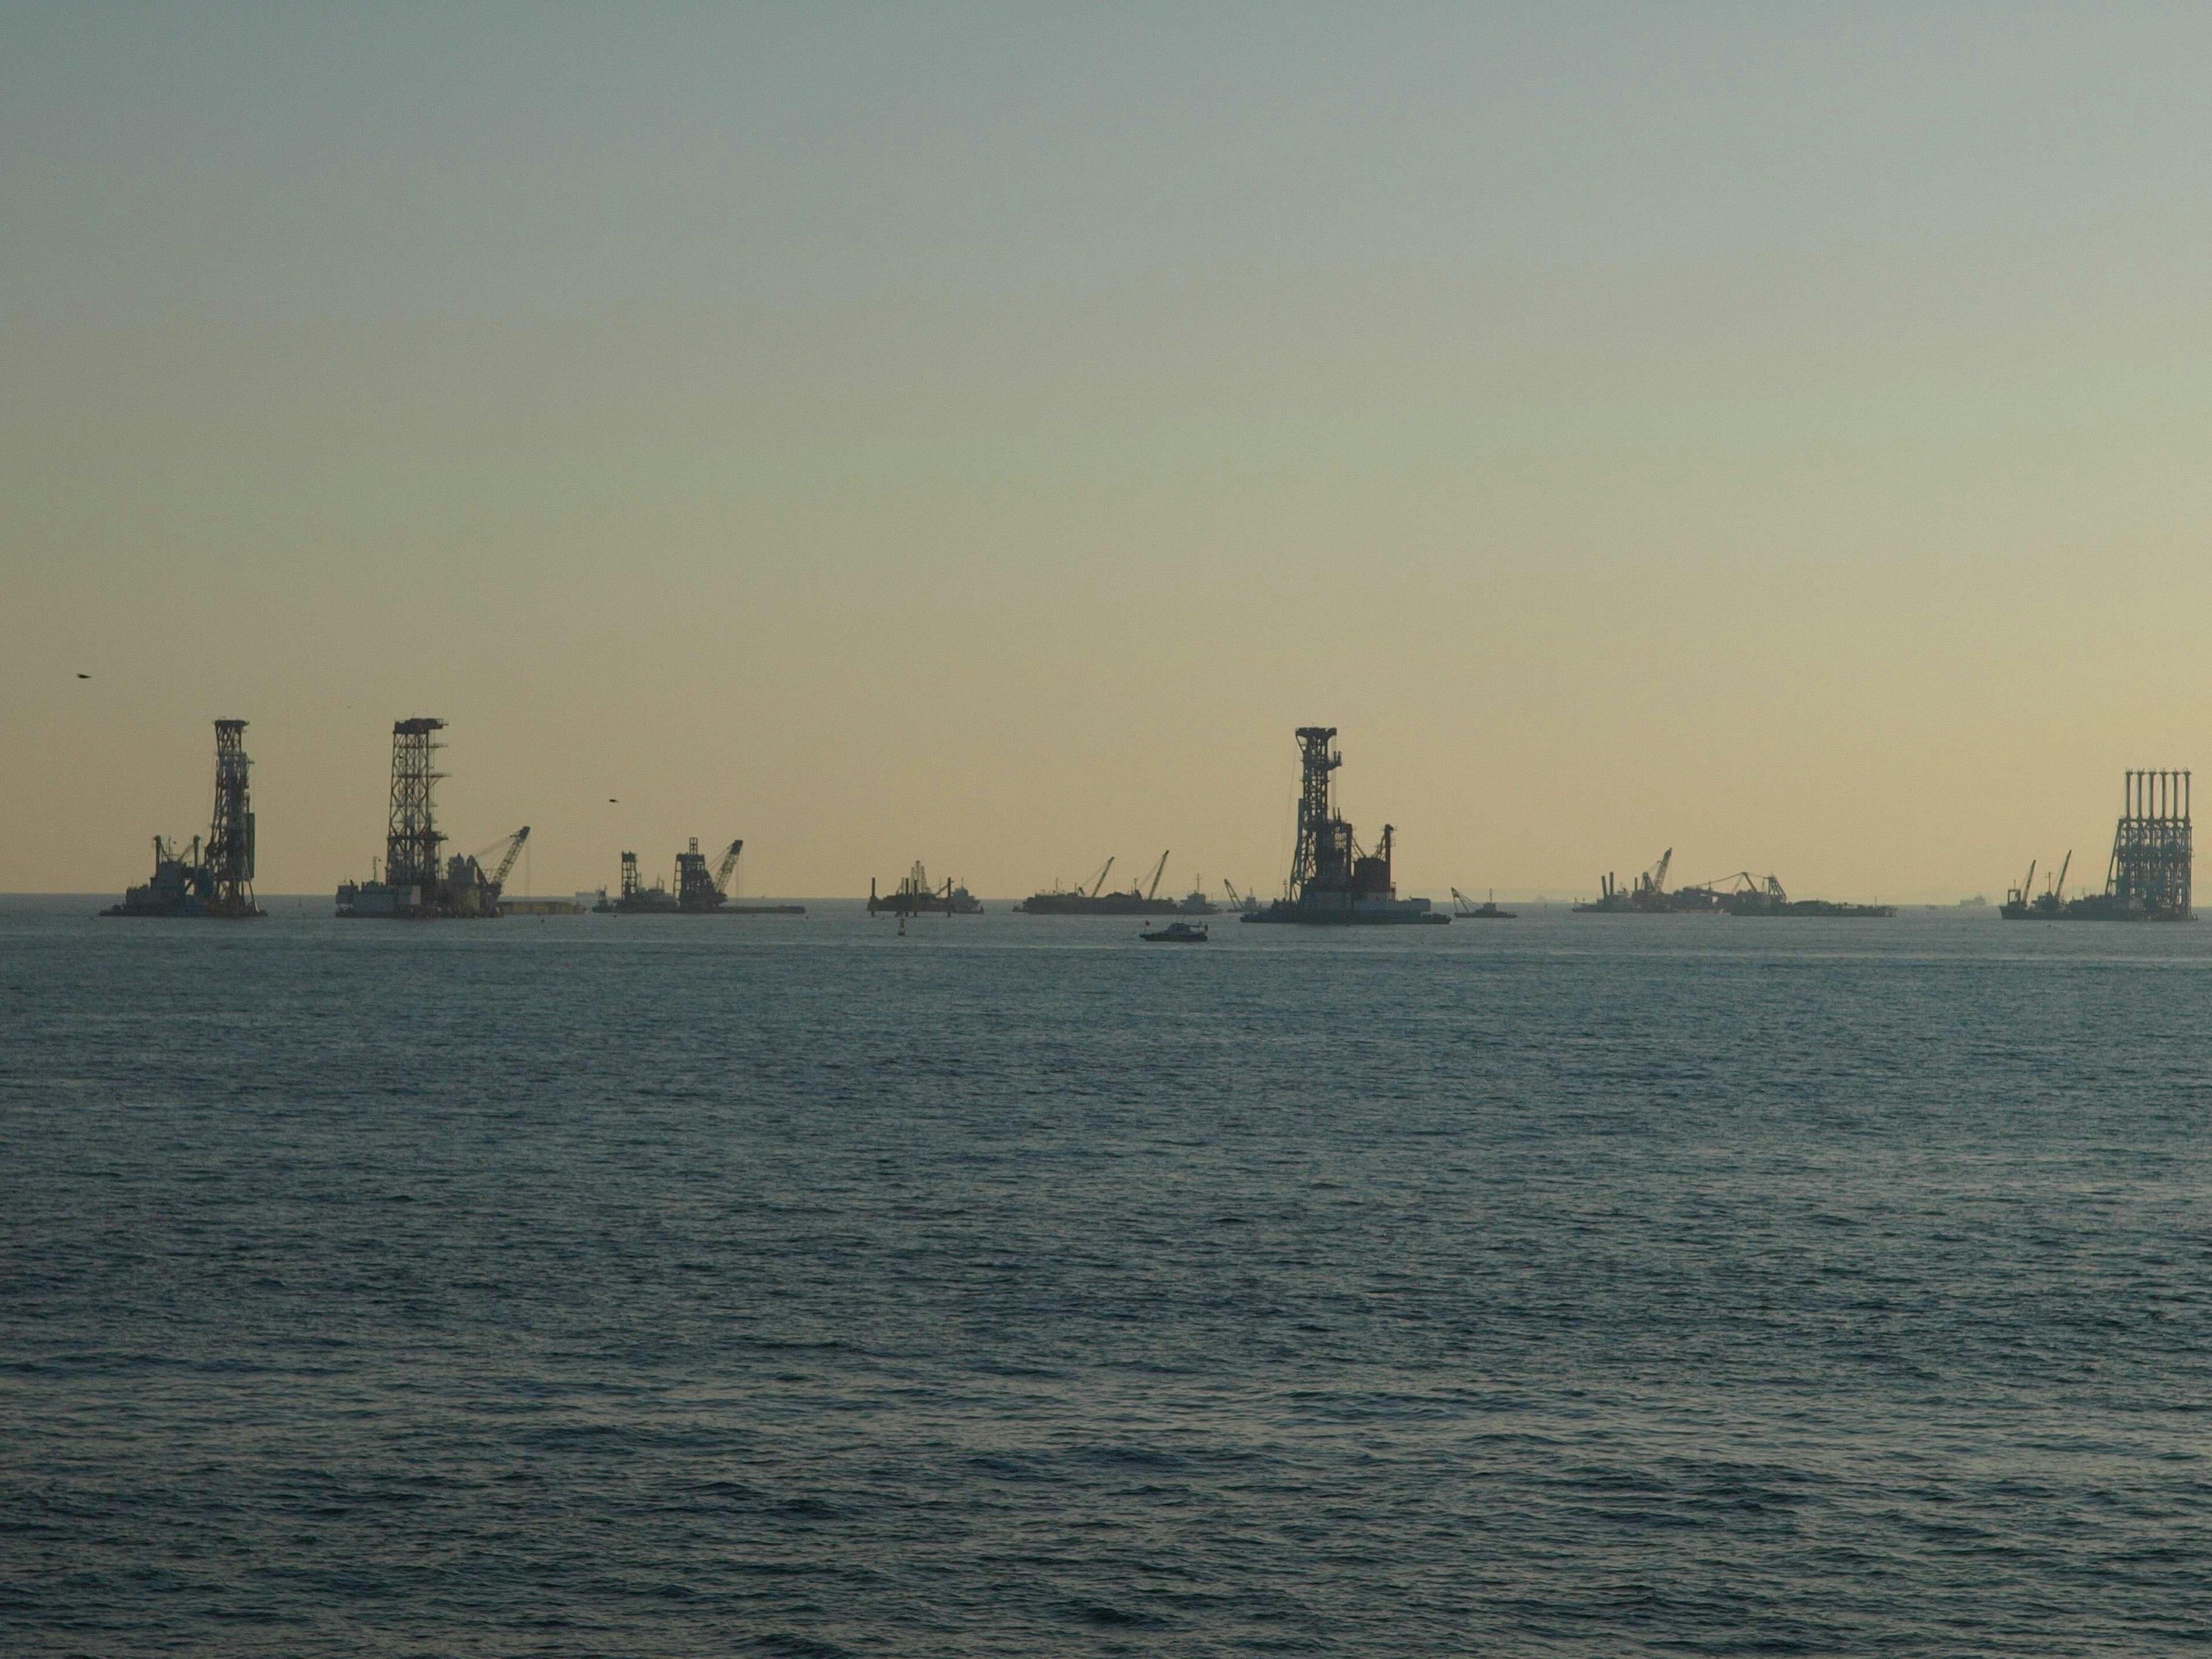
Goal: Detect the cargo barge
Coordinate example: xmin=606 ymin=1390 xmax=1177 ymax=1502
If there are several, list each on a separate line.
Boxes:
xmin=1018 ymin=853 xmax=1194 ymax=916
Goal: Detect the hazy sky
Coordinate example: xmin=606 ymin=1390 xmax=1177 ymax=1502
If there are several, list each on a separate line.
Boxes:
xmin=7 ymin=4 xmax=2211 ymax=900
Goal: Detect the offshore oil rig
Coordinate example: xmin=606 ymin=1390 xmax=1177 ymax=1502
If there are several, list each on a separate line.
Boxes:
xmin=102 ymin=719 xmax=263 ymax=918
xmin=1244 ymin=726 xmax=1444 ymax=924
xmin=335 ymin=718 xmax=526 ymax=918
xmin=2003 ymin=769 xmax=2192 ymax=921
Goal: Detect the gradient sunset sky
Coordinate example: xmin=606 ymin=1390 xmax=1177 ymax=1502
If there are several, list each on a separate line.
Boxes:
xmin=6 ymin=5 xmax=2209 ymax=900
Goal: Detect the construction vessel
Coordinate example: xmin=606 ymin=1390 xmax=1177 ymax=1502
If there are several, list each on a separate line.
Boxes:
xmin=1018 ymin=853 xmax=1185 ymax=916
xmin=2003 ymin=770 xmax=2193 ymax=921
xmin=597 ymin=850 xmax=679 ymax=912
xmin=335 ymin=718 xmax=525 ymax=918
xmin=1575 ymin=849 xmax=1892 ymax=916
xmin=1220 ymin=879 xmax=1263 ymax=916
xmin=102 ymin=719 xmax=263 ymax=918
xmin=869 ymin=862 xmax=980 ymax=916
xmin=1243 ymin=728 xmax=1445 ymax=925
xmin=1705 ymin=873 xmax=1895 ymax=918
xmin=1574 ymin=849 xmax=1716 ymax=913
xmin=597 ymin=839 xmax=804 ymax=915
xmin=1575 ymin=849 xmax=1690 ymax=915
xmin=1176 ymin=878 xmax=1221 ymax=916
xmin=1452 ymin=888 xmax=1516 ymax=919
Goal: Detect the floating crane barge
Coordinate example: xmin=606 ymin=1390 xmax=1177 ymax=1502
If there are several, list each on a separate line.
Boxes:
xmin=1018 ymin=851 xmax=1198 ymax=915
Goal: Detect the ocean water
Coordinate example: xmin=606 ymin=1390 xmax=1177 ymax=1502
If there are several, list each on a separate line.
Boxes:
xmin=3 ymin=898 xmax=2209 ymax=1656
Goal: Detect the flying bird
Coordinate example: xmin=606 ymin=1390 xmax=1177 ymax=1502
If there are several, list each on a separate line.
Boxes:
xmin=77 ymin=672 xmax=90 ymax=679
xmin=608 ymin=798 xmax=619 ymax=804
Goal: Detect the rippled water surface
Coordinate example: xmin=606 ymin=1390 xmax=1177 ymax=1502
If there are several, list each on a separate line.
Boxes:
xmin=4 ymin=899 xmax=2210 ymax=1654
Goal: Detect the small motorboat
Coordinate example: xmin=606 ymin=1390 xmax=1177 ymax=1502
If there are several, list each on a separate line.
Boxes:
xmin=1139 ymin=919 xmax=1209 ymax=943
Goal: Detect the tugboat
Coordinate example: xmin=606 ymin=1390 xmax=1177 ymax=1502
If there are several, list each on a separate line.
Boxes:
xmin=1176 ymin=877 xmax=1221 ymax=915
xmin=1140 ymin=919 xmax=1209 ymax=943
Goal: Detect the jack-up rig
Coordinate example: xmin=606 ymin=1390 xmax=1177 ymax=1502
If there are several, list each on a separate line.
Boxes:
xmin=2003 ymin=770 xmax=2193 ymax=921
xmin=103 ymin=719 xmax=263 ymax=918
xmin=336 ymin=718 xmax=526 ymax=918
xmin=1243 ymin=726 xmax=1445 ymax=924
xmin=869 ymin=862 xmax=983 ymax=916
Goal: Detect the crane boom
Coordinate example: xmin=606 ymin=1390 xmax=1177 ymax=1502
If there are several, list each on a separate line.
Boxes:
xmin=1650 ymin=847 xmax=1672 ymax=895
xmin=714 ymin=838 xmax=744 ymax=897
xmin=1145 ymin=850 xmax=1171 ymax=900
xmin=1087 ymin=855 xmax=1115 ymax=896
xmin=483 ymin=825 xmax=529 ymax=890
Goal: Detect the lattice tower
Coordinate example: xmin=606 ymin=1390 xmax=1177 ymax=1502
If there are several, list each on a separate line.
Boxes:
xmin=384 ymin=718 xmax=447 ymax=890
xmin=1289 ymin=726 xmax=1342 ymax=900
xmin=2108 ymin=768 xmax=2191 ymax=916
xmin=205 ymin=719 xmax=257 ymax=915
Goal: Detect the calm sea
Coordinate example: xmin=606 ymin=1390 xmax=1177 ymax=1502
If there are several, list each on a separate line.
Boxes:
xmin=3 ymin=899 xmax=2208 ymax=1655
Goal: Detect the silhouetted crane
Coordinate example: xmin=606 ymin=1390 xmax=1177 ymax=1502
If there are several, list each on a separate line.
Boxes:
xmin=1145 ymin=850 xmax=1171 ymax=900
xmin=478 ymin=826 xmax=530 ymax=892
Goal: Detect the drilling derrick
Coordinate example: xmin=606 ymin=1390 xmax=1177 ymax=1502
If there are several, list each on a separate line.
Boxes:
xmin=2108 ymin=769 xmax=2192 ymax=917
xmin=204 ymin=718 xmax=260 ymax=917
xmin=1247 ymin=725 xmax=1442 ymax=924
xmin=1288 ymin=726 xmax=1343 ymax=902
xmin=601 ymin=847 xmax=678 ymax=912
xmin=101 ymin=718 xmax=266 ymax=918
xmin=384 ymin=718 xmax=447 ymax=895
xmin=676 ymin=837 xmax=725 ymax=911
xmin=335 ymin=715 xmax=511 ymax=918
